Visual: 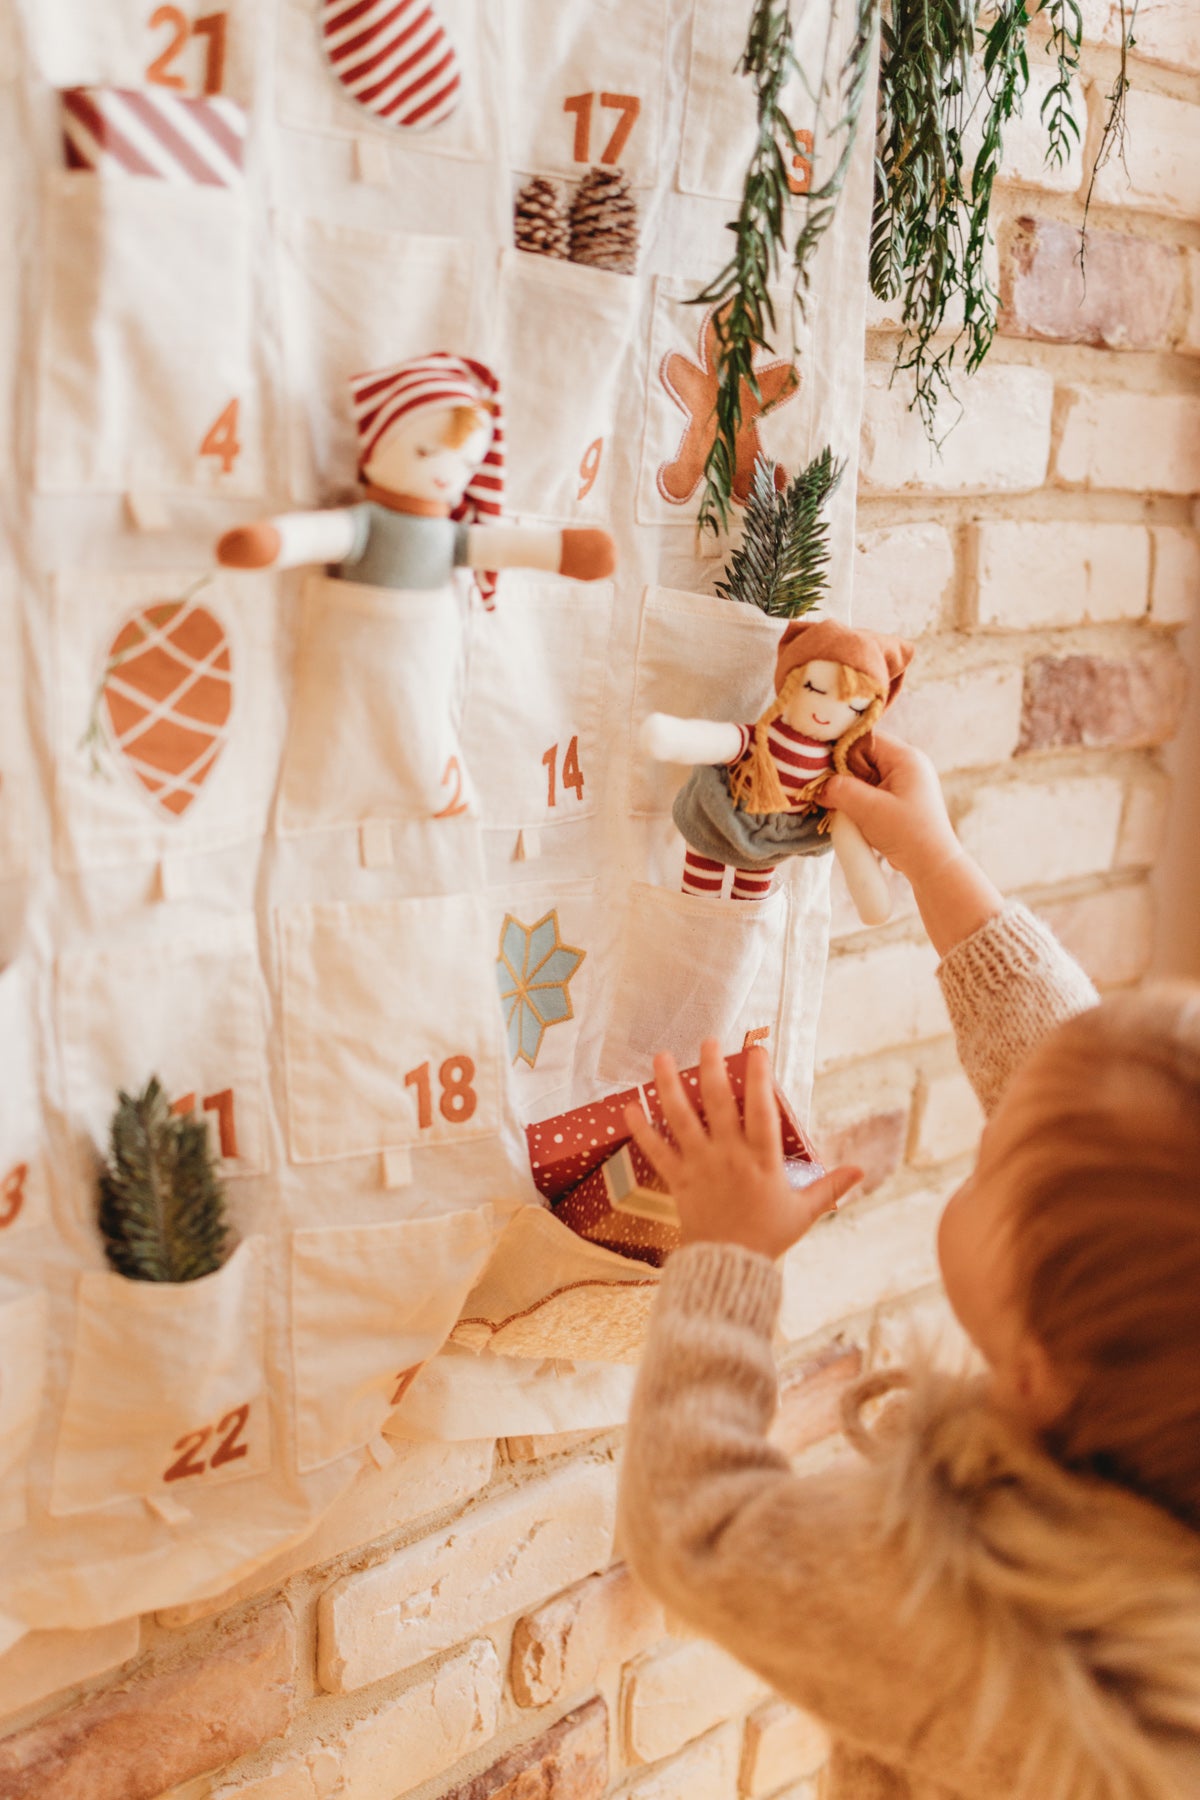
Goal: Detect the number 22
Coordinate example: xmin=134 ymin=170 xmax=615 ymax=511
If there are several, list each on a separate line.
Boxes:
xmin=163 ymin=1402 xmax=251 ymax=1482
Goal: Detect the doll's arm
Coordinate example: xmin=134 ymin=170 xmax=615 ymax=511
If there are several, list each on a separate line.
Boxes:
xmin=217 ymin=510 xmax=360 ymax=572
xmin=829 ymin=811 xmax=892 ymax=927
xmin=465 ymin=524 xmax=616 ymax=582
xmin=639 ymin=713 xmax=747 ymax=766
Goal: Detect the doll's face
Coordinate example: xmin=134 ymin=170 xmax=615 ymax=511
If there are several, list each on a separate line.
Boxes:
xmin=364 ymin=406 xmax=491 ymax=505
xmin=781 ymin=660 xmax=873 ymax=741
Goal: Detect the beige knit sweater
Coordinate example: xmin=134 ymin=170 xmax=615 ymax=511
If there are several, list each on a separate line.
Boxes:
xmin=618 ymin=906 xmax=1200 ymax=1800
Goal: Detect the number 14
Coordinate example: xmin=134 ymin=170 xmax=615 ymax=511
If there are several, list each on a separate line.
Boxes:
xmin=542 ymin=737 xmax=584 ymax=807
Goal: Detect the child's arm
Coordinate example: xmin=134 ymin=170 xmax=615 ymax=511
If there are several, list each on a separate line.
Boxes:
xmin=821 ymin=733 xmax=1097 ymax=1111
xmin=640 ymin=713 xmax=748 ymax=766
xmin=217 ymin=510 xmax=360 ymax=571
xmin=464 ymin=523 xmax=615 ymax=581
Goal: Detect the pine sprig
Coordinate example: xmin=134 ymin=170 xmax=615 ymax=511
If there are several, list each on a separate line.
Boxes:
xmin=716 ymin=448 xmax=845 ymax=617
xmin=98 ymin=1077 xmax=229 ymax=1283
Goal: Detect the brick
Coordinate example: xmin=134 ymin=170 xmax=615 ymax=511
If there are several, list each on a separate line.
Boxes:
xmin=810 ymin=1061 xmax=915 ymax=1194
xmin=0 ymin=1604 xmax=295 ymax=1800
xmin=212 ymin=1641 xmax=502 ymax=1800
xmin=1117 ymin=770 xmax=1171 ymax=868
xmin=778 ymin=1184 xmax=950 ymax=1343
xmin=852 ymin=523 xmax=956 ymax=637
xmin=1038 ymin=883 xmax=1155 ymax=986
xmin=505 ymin=1430 xmax=604 ymax=1463
xmin=859 ymin=365 xmax=1052 ymax=495
xmin=999 ymin=216 xmax=1179 ymax=350
xmin=829 ymin=860 xmax=917 ymax=941
xmin=160 ymin=1440 xmax=494 ymax=1629
xmin=612 ymin=1724 xmax=740 ymax=1800
xmin=1077 ymin=0 xmax=1200 ymax=69
xmin=318 ymin=1461 xmax=616 ymax=1693
xmin=512 ymin=1565 xmax=665 ymax=1710
xmin=622 ymin=1640 xmax=766 ymax=1764
xmin=1149 ymin=526 xmax=1199 ymax=626
xmin=956 ymin=775 xmax=1124 ymax=889
xmin=888 ymin=663 xmax=1024 ymax=772
xmin=740 ymin=1700 xmax=828 ymax=1796
xmin=974 ymin=521 xmax=1149 ymax=630
xmin=1018 ymin=644 xmax=1188 ymax=754
xmin=437 ymin=1697 xmax=607 ymax=1800
xmin=0 ymin=1621 xmax=139 ymax=1722
xmin=816 ymin=939 xmax=948 ymax=1069
xmin=1185 ymin=252 xmax=1200 ymax=357
xmin=911 ymin=1068 xmax=984 ymax=1168
xmin=1055 ymin=389 xmax=1200 ymax=495
xmin=816 ymin=1108 xmax=907 ymax=1196
xmin=1088 ymin=90 xmax=1200 ymax=222
xmin=772 ymin=1345 xmax=865 ymax=1458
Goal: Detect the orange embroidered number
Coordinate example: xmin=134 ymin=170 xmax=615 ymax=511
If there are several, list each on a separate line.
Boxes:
xmin=433 ymin=754 xmax=469 ymax=819
xmin=193 ymin=11 xmax=228 ymax=92
xmin=200 ymin=398 xmax=241 ymax=475
xmin=405 ymin=1057 xmax=477 ymax=1129
xmin=164 ymin=1403 xmax=252 ymax=1482
xmin=0 ymin=1163 xmax=26 ymax=1230
xmin=543 ymin=737 xmax=585 ymax=807
xmin=210 ymin=1402 xmax=250 ymax=1468
xmin=742 ymin=1025 xmax=771 ymax=1051
xmin=786 ymin=129 xmax=814 ymax=196
xmin=577 ymin=437 xmax=603 ymax=500
xmin=562 ymin=91 xmax=640 ymax=164
xmin=170 ymin=1089 xmax=238 ymax=1159
xmin=163 ymin=1424 xmax=212 ymax=1482
xmin=404 ymin=1060 xmax=434 ymax=1131
xmin=147 ymin=6 xmax=228 ymax=93
xmin=542 ymin=742 xmax=557 ymax=807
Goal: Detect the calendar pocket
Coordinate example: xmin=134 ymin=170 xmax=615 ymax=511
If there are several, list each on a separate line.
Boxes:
xmin=25 ymin=2 xmax=257 ymax=103
xmin=499 ymin=251 xmax=641 ymax=523
xmin=290 ymin=1208 xmax=497 ymax=1472
xmin=0 ymin=965 xmax=48 ymax=1245
xmin=57 ymin=915 xmax=270 ymax=1179
xmin=629 ymin=587 xmax=785 ymax=817
xmin=278 ymin=895 xmax=504 ymax=1163
xmin=53 ymin=568 xmax=283 ymax=873
xmin=36 ymin=168 xmax=261 ymax=498
xmin=598 ymin=882 xmax=790 ymax=1085
xmin=0 ymin=1289 xmax=48 ymax=1534
xmin=489 ymin=878 xmax=597 ymax=1109
xmin=462 ymin=580 xmax=612 ymax=831
xmin=278 ymin=217 xmax=475 ymax=502
xmin=507 ymin=0 xmax=667 ymax=188
xmin=276 ymin=574 xmax=469 ymax=837
xmin=50 ymin=1237 xmax=267 ymax=1517
xmin=678 ymin=0 xmax=825 ymax=201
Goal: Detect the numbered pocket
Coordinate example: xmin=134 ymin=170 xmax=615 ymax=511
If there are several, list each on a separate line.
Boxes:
xmin=53 ymin=567 xmax=284 ymax=874
xmin=50 ymin=1237 xmax=266 ymax=1516
xmin=0 ymin=1289 xmax=48 ymax=1533
xmin=489 ymin=878 xmax=597 ymax=1110
xmin=506 ymin=0 xmax=666 ymax=187
xmin=278 ymin=895 xmax=503 ymax=1163
xmin=290 ymin=1208 xmax=496 ymax=1472
xmin=36 ymin=167 xmax=261 ymax=498
xmin=277 ymin=216 xmax=475 ymax=502
xmin=598 ymin=882 xmax=790 ymax=1086
xmin=499 ymin=250 xmax=640 ymax=523
xmin=678 ymin=0 xmax=825 ymax=202
xmin=628 ymin=586 xmax=786 ymax=817
xmin=24 ymin=1 xmax=255 ymax=103
xmin=276 ymin=574 xmax=470 ymax=838
xmin=57 ymin=914 xmax=270 ymax=1179
xmin=462 ymin=580 xmax=612 ymax=832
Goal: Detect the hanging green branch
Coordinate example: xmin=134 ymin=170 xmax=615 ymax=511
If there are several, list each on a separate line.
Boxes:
xmin=98 ymin=1077 xmax=229 ymax=1283
xmin=716 ymin=448 xmax=845 ymax=616
xmin=1081 ymin=0 xmax=1139 ymax=252
xmin=1039 ymin=0 xmax=1084 ymax=168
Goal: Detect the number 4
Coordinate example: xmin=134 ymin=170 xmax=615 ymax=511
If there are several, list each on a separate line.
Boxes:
xmin=200 ymin=398 xmax=241 ymax=475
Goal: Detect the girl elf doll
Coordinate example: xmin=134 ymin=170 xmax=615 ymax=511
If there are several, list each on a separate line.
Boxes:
xmin=216 ymin=352 xmax=615 ymax=598
xmin=641 ymin=618 xmax=913 ymax=925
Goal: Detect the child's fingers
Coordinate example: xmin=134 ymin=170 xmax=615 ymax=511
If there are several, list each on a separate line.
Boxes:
xmin=697 ymin=1038 xmax=739 ymax=1140
xmin=624 ymin=1103 xmax=683 ymax=1189
xmin=786 ymin=1164 xmax=862 ymax=1241
xmin=742 ymin=1046 xmax=783 ymax=1161
xmin=651 ymin=1052 xmax=707 ymax=1152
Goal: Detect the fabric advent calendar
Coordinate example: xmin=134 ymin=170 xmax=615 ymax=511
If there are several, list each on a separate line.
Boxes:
xmin=0 ymin=0 xmax=877 ymax=1641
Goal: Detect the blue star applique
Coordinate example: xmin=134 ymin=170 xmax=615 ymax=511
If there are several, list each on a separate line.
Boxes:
xmin=496 ymin=910 xmax=586 ymax=1069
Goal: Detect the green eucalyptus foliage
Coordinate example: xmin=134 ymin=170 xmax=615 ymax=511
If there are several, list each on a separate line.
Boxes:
xmin=98 ymin=1077 xmax=229 ymax=1283
xmin=716 ymin=449 xmax=845 ymax=618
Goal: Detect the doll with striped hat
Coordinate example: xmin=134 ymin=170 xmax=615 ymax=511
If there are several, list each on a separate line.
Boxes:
xmin=641 ymin=618 xmax=914 ymax=926
xmin=217 ymin=353 xmax=615 ymax=605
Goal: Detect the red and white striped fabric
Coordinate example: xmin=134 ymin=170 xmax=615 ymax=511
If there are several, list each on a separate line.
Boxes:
xmin=349 ymin=353 xmax=504 ymax=607
xmin=319 ymin=0 xmax=462 ymax=132
xmin=760 ymin=719 xmax=833 ymax=802
xmin=61 ymin=88 xmax=246 ymax=188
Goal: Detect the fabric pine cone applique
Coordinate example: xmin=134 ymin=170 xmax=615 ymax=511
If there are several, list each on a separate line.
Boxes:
xmin=514 ymin=176 xmax=570 ymax=259
xmin=569 ymin=167 xmax=638 ymax=275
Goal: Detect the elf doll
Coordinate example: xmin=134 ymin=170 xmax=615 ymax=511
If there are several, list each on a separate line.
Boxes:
xmin=216 ymin=353 xmax=615 ymax=602
xmin=641 ymin=619 xmax=914 ymax=926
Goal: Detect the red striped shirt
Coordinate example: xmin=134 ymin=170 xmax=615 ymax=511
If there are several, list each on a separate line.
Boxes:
xmin=727 ymin=720 xmax=832 ymax=807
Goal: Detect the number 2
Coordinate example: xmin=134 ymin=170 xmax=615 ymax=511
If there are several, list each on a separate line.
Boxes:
xmin=147 ymin=6 xmax=228 ymax=95
xmin=163 ymin=1402 xmax=251 ymax=1482
xmin=562 ymin=91 xmax=640 ymax=165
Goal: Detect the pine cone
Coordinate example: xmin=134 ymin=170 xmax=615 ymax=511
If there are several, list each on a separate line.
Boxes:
xmin=514 ymin=175 xmax=569 ymax=259
xmin=568 ymin=167 xmax=639 ymax=275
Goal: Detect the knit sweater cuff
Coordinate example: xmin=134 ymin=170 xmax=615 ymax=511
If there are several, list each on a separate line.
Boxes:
xmin=657 ymin=1241 xmax=781 ymax=1336
xmin=937 ymin=900 xmax=1089 ymax=1012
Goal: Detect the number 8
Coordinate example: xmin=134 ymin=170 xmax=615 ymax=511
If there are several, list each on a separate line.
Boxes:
xmin=438 ymin=1055 xmax=477 ymax=1124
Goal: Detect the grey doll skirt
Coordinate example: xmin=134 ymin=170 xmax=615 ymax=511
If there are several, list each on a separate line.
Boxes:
xmin=672 ymin=763 xmax=833 ymax=871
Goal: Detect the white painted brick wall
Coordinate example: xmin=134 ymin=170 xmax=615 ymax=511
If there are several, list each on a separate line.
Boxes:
xmin=622 ymin=1640 xmax=767 ymax=1764
xmin=1150 ymin=525 xmax=1199 ymax=626
xmin=887 ymin=663 xmax=1024 ymax=771
xmin=0 ymin=1620 xmax=140 ymax=1720
xmin=1054 ymin=390 xmax=1200 ymax=495
xmin=974 ymin=521 xmax=1150 ymax=629
xmin=1087 ymin=89 xmax=1200 ymax=221
xmin=859 ymin=365 xmax=1053 ymax=494
xmin=910 ymin=1068 xmax=985 ymax=1167
xmin=317 ymin=1462 xmax=616 ymax=1692
xmin=739 ymin=1701 xmax=829 ymax=1797
xmin=817 ymin=940 xmax=948 ymax=1069
xmin=779 ymin=1184 xmax=949 ymax=1342
xmin=956 ymin=775 xmax=1124 ymax=888
xmin=853 ymin=523 xmax=956 ymax=637
xmin=611 ymin=1724 xmax=741 ymax=1800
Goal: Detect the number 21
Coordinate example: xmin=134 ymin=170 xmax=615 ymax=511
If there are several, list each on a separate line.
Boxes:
xmin=146 ymin=6 xmax=228 ymax=95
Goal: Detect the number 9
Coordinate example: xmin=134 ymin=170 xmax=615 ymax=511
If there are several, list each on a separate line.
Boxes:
xmin=577 ymin=438 xmax=603 ymax=502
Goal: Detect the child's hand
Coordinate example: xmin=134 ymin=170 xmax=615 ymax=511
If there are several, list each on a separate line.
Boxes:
xmin=624 ymin=1041 xmax=861 ymax=1261
xmin=821 ymin=733 xmax=959 ymax=886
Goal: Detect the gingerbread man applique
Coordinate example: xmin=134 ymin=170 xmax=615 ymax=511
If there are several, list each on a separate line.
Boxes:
xmin=657 ymin=304 xmax=799 ymax=508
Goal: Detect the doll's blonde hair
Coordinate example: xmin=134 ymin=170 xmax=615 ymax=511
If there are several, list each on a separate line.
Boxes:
xmin=441 ymin=402 xmax=493 ymax=450
xmin=728 ymin=661 xmax=885 ymax=814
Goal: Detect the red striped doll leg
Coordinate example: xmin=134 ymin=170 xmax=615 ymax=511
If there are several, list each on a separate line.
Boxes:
xmin=731 ymin=865 xmax=774 ymax=901
xmin=682 ymin=851 xmax=726 ymax=897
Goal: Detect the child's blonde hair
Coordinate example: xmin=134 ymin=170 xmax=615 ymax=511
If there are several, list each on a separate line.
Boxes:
xmin=729 ymin=661 xmax=884 ymax=814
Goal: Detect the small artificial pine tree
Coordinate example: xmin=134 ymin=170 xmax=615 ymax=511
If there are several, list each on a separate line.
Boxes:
xmin=715 ymin=448 xmax=846 ymax=618
xmin=513 ymin=175 xmax=569 ymax=259
xmin=568 ymin=167 xmax=638 ymax=274
xmin=98 ymin=1077 xmax=229 ymax=1282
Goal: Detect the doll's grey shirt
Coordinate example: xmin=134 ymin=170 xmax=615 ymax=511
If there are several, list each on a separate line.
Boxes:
xmin=333 ymin=503 xmax=470 ymax=590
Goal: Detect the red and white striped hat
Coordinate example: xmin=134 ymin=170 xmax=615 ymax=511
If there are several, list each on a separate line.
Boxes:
xmin=348 ymin=354 xmax=504 ymax=605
